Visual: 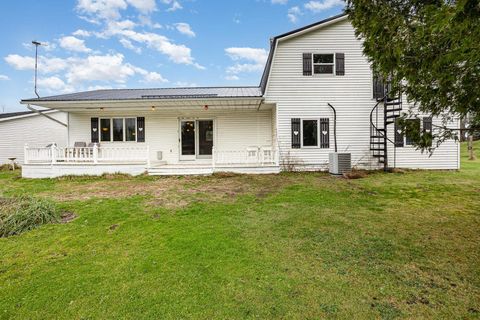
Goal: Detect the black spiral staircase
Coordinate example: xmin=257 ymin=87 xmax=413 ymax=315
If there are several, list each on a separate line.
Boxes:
xmin=370 ymin=86 xmax=403 ymax=171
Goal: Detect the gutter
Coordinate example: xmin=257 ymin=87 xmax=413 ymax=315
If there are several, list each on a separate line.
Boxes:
xmin=26 ymin=104 xmax=68 ymax=127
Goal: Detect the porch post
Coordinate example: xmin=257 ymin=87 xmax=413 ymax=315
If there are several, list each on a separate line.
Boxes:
xmin=275 ymin=142 xmax=280 ymax=167
xmin=212 ymin=146 xmax=216 ymax=170
xmin=51 ymin=144 xmax=56 ymax=164
xmin=24 ymin=144 xmax=29 ymax=165
xmin=93 ymin=143 xmax=98 ymax=164
xmin=146 ymin=145 xmax=151 ymax=168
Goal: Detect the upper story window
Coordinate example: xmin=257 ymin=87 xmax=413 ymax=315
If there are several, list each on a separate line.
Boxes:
xmin=303 ymin=52 xmax=344 ymax=76
xmin=313 ymin=54 xmax=334 ymax=75
xmin=100 ymin=117 xmax=137 ymax=142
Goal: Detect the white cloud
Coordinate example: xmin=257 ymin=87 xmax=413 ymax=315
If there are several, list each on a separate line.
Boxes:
xmin=76 ymin=0 xmax=128 ymax=21
xmin=142 ymin=71 xmax=168 ymax=83
xmin=59 ymin=36 xmax=92 ymax=53
xmin=174 ymin=23 xmax=195 ymax=37
xmin=87 ymin=85 xmax=113 ymax=90
xmin=5 ymin=54 xmax=68 ymax=73
xmin=161 ymin=0 xmax=182 ymax=12
xmin=75 ymin=0 xmax=201 ymax=69
xmin=304 ymin=0 xmax=344 ymax=13
xmin=6 ymin=52 xmax=168 ymax=93
xmin=126 ymin=0 xmax=157 ymax=13
xmin=119 ymin=38 xmax=142 ymax=53
xmin=0 ymin=75 xmax=10 ymax=81
xmin=72 ymin=29 xmax=92 ymax=37
xmin=225 ymin=47 xmax=268 ymax=79
xmin=174 ymin=81 xmax=197 ymax=87
xmin=288 ymin=6 xmax=302 ymax=23
xmin=37 ymin=76 xmax=74 ymax=93
xmin=271 ymin=0 xmax=288 ymax=4
xmin=225 ymin=47 xmax=268 ymax=65
xmin=66 ymin=53 xmax=137 ymax=84
xmin=227 ymin=63 xmax=265 ymax=74
xmin=225 ymin=75 xmax=239 ymax=81
xmin=109 ymin=29 xmax=204 ymax=68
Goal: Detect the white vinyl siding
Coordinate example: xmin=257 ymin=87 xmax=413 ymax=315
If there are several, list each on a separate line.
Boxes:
xmin=264 ymin=17 xmax=459 ymax=170
xmin=0 ymin=112 xmax=67 ymax=164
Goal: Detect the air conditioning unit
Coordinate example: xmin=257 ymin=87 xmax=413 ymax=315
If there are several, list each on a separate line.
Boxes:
xmin=329 ymin=153 xmax=351 ymax=175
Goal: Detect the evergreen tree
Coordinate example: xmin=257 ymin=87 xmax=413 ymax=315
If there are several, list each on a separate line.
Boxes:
xmin=346 ymin=0 xmax=480 ymax=151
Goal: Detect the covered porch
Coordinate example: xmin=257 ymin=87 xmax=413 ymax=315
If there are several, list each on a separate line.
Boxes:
xmin=21 ymin=88 xmax=279 ymax=178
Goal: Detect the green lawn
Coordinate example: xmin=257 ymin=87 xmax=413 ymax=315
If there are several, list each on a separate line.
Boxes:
xmin=0 ymin=142 xmax=479 ymax=319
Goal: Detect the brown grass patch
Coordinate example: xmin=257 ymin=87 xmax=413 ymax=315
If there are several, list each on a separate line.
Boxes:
xmin=343 ymin=169 xmax=369 ymax=179
xmin=39 ymin=174 xmax=304 ymax=209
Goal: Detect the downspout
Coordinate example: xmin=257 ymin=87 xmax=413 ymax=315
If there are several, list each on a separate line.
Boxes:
xmin=26 ymin=104 xmax=68 ymax=127
xmin=327 ymin=103 xmax=338 ymax=152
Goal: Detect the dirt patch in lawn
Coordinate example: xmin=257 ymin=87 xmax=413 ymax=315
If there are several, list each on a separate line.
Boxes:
xmin=60 ymin=211 xmax=77 ymax=224
xmin=38 ymin=173 xmax=325 ymax=209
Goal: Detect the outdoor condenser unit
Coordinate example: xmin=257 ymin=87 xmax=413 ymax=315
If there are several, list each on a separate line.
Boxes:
xmin=329 ymin=153 xmax=351 ymax=175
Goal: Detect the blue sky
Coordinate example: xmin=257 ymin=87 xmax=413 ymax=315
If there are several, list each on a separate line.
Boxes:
xmin=0 ymin=0 xmax=344 ymax=112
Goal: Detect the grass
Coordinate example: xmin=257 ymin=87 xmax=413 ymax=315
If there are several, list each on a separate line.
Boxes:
xmin=0 ymin=196 xmax=60 ymax=238
xmin=0 ymin=142 xmax=479 ymax=319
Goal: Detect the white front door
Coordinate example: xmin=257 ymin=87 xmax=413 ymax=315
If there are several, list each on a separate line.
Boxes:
xmin=180 ymin=119 xmax=214 ymax=161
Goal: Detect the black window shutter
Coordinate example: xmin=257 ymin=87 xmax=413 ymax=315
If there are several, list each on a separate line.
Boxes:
xmin=137 ymin=117 xmax=145 ymax=142
xmin=302 ymin=53 xmax=312 ymax=76
xmin=320 ymin=118 xmax=330 ymax=148
xmin=423 ymin=117 xmax=433 ymax=147
xmin=335 ymin=53 xmax=345 ymax=76
xmin=91 ymin=117 xmax=99 ymax=143
xmin=291 ymin=118 xmax=301 ymax=148
xmin=394 ymin=119 xmax=404 ymax=147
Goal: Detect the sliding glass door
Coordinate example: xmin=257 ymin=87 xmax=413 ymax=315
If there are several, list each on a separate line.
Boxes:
xmin=180 ymin=119 xmax=214 ymax=160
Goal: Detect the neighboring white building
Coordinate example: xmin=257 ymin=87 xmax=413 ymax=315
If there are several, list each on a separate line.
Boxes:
xmin=0 ymin=110 xmax=67 ymax=165
xmin=19 ymin=14 xmax=460 ymax=178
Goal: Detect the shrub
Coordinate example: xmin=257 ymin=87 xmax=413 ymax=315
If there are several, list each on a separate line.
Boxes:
xmin=0 ymin=196 xmax=60 ymax=237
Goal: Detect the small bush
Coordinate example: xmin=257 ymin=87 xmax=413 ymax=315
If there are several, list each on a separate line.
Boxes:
xmin=0 ymin=196 xmax=60 ymax=237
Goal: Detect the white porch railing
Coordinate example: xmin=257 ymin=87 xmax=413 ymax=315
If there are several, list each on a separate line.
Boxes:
xmin=212 ymin=146 xmax=279 ymax=167
xmin=24 ymin=144 xmax=150 ymax=166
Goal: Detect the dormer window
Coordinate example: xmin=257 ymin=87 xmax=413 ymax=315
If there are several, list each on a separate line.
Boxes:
xmin=313 ymin=54 xmax=334 ymax=74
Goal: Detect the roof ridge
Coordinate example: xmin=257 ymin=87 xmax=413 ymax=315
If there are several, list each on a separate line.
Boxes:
xmin=86 ymin=86 xmax=261 ymax=92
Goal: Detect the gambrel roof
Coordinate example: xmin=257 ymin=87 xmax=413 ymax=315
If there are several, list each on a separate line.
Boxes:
xmin=259 ymin=13 xmax=348 ymax=93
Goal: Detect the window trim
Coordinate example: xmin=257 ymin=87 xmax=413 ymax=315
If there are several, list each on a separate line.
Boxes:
xmin=99 ymin=117 xmax=138 ymax=143
xmin=312 ymin=53 xmax=335 ymax=75
xmin=301 ymin=118 xmax=320 ymax=148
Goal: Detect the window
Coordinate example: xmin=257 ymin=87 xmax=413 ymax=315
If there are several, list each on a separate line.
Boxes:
xmin=405 ymin=119 xmax=421 ymax=146
xmin=302 ymin=119 xmax=319 ymax=147
xmin=112 ymin=118 xmax=124 ymax=142
xmin=100 ymin=119 xmax=111 ymax=142
xmin=125 ymin=118 xmax=136 ymax=142
xmin=100 ymin=118 xmax=137 ymax=142
xmin=313 ymin=54 xmax=334 ymax=75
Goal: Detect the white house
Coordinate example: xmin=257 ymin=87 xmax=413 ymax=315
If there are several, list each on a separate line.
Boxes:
xmin=0 ymin=110 xmax=67 ymax=165
xmin=19 ymin=14 xmax=460 ymax=178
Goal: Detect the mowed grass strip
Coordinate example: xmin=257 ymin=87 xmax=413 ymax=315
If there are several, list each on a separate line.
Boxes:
xmin=0 ymin=142 xmax=479 ymax=319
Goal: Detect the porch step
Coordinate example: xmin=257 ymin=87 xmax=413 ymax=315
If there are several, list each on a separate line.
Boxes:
xmin=148 ymin=165 xmax=214 ymax=176
xmin=147 ymin=164 xmax=281 ymax=176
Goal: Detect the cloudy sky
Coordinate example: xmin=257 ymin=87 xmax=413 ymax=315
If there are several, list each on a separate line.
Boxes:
xmin=0 ymin=0 xmax=344 ymax=112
